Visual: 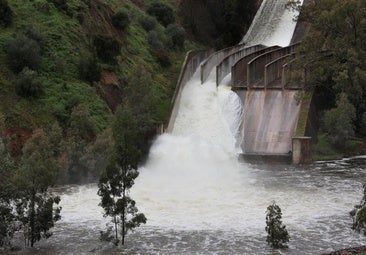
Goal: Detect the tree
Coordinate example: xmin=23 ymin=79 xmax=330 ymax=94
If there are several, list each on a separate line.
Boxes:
xmin=6 ymin=34 xmax=42 ymax=73
xmin=15 ymin=129 xmax=61 ymax=247
xmin=165 ymin=23 xmax=185 ymax=49
xmin=323 ymin=93 xmax=356 ymax=149
xmin=124 ymin=66 xmax=157 ymax=157
xmin=350 ymin=182 xmax=366 ymax=235
xmin=147 ymin=2 xmax=175 ymax=27
xmin=265 ymin=201 xmax=290 ymax=249
xmin=111 ymin=10 xmax=130 ymax=30
xmin=0 ymin=0 xmax=13 ymax=27
xmin=0 ymin=136 xmax=16 ymax=248
xmin=15 ymin=67 xmax=44 ymax=98
xmin=98 ymin=107 xmax=146 ymax=245
xmin=295 ymin=0 xmax=366 ymax=136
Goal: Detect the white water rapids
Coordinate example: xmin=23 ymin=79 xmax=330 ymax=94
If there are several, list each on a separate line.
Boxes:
xmin=14 ymin=0 xmax=366 ymax=254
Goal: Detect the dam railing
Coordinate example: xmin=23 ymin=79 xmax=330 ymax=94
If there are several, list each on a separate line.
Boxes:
xmin=215 ymin=44 xmax=265 ymax=86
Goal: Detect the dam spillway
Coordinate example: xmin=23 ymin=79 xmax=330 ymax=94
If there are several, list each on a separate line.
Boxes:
xmin=167 ymin=0 xmax=306 ymax=158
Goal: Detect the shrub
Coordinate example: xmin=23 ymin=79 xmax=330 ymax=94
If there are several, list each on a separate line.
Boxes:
xmin=165 ymin=23 xmax=185 ymax=49
xmin=265 ymin=201 xmax=290 ymax=249
xmin=147 ymin=30 xmax=164 ymax=50
xmin=147 ymin=2 xmax=175 ymax=27
xmin=6 ymin=34 xmax=42 ymax=73
xmin=111 ymin=10 xmax=130 ymax=30
xmin=47 ymin=0 xmax=68 ymax=12
xmin=139 ymin=15 xmax=158 ymax=32
xmin=15 ymin=67 xmax=44 ymax=98
xmin=78 ymin=56 xmax=101 ymax=83
xmin=93 ymin=35 xmax=121 ymax=64
xmin=323 ymin=93 xmax=356 ymax=149
xmin=151 ymin=49 xmax=171 ymax=68
xmin=0 ymin=0 xmax=13 ymax=27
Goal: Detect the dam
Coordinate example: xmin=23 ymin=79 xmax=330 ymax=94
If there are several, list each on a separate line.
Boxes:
xmin=166 ymin=0 xmax=308 ymax=161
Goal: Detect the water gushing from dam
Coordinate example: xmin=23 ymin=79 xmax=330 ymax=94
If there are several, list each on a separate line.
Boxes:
xmin=241 ymin=0 xmax=303 ymax=47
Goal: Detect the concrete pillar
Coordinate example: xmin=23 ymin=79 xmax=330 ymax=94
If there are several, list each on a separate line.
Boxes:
xmin=292 ymin=136 xmax=312 ymax=164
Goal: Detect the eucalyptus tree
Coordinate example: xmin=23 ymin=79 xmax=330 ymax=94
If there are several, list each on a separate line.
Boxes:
xmin=98 ymin=106 xmax=146 ymax=245
xmin=15 ymin=129 xmax=61 ymax=247
xmin=0 ymin=137 xmax=16 ymax=247
xmin=265 ymin=201 xmax=290 ymax=249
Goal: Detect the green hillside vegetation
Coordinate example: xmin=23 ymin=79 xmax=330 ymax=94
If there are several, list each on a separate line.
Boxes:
xmin=0 ymin=0 xmax=203 ymax=183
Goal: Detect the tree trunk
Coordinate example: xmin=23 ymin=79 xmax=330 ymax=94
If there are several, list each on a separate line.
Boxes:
xmin=30 ymin=189 xmax=36 ymax=247
xmin=114 ymin=214 xmax=118 ymax=246
xmin=121 ymin=188 xmax=126 ymax=245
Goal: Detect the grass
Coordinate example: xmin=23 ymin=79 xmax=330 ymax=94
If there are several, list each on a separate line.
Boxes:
xmin=0 ymin=0 xmax=204 ymax=133
xmin=312 ymin=133 xmax=344 ymax=161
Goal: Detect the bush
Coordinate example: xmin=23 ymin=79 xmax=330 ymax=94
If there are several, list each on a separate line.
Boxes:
xmin=6 ymin=34 xmax=42 ymax=73
xmin=47 ymin=0 xmax=68 ymax=12
xmin=323 ymin=93 xmax=356 ymax=149
xmin=165 ymin=23 xmax=185 ymax=49
xmin=111 ymin=10 xmax=130 ymax=30
xmin=15 ymin=68 xmax=44 ymax=98
xmin=265 ymin=201 xmax=290 ymax=249
xmin=93 ymin=35 xmax=121 ymax=64
xmin=139 ymin=15 xmax=158 ymax=32
xmin=151 ymin=49 xmax=171 ymax=68
xmin=0 ymin=0 xmax=13 ymax=27
xmin=147 ymin=30 xmax=164 ymax=50
xmin=78 ymin=56 xmax=101 ymax=83
xmin=147 ymin=2 xmax=175 ymax=27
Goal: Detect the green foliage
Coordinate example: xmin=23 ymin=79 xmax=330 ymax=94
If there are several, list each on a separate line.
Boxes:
xmin=323 ymin=93 xmax=356 ymax=149
xmin=265 ymin=201 xmax=290 ymax=249
xmin=98 ymin=106 xmax=146 ymax=246
xmin=350 ymin=182 xmax=366 ymax=235
xmin=139 ymin=14 xmax=158 ymax=32
xmin=124 ymin=66 xmax=158 ymax=156
xmin=15 ymin=67 xmax=44 ymax=98
xmin=112 ymin=10 xmax=130 ymax=30
xmin=15 ymin=129 xmax=61 ymax=247
xmin=165 ymin=23 xmax=185 ymax=49
xmin=47 ymin=0 xmax=69 ymax=13
xmin=0 ymin=0 xmax=13 ymax=27
xmin=93 ymin=35 xmax=121 ymax=64
xmin=299 ymin=0 xmax=366 ymax=137
xmin=148 ymin=30 xmax=165 ymax=50
xmin=0 ymin=137 xmax=16 ymax=248
xmin=147 ymin=2 xmax=175 ymax=27
xmin=69 ymin=104 xmax=97 ymax=143
xmin=78 ymin=56 xmax=101 ymax=83
xmin=6 ymin=34 xmax=42 ymax=73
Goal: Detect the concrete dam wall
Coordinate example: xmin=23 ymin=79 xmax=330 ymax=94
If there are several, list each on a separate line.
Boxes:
xmin=238 ymin=90 xmax=301 ymax=155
